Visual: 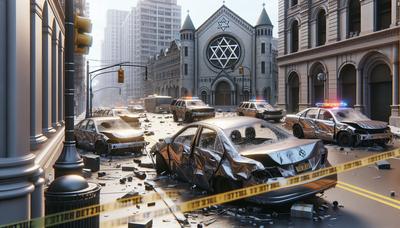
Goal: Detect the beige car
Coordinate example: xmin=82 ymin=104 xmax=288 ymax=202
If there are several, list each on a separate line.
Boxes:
xmin=237 ymin=100 xmax=285 ymax=123
xmin=172 ymin=97 xmax=215 ymax=122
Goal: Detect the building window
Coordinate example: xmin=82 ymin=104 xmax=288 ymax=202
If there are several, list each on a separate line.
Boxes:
xmin=290 ymin=20 xmax=299 ymax=53
xmin=184 ymin=64 xmax=188 ymax=75
xmin=201 ymin=91 xmax=208 ymax=103
xmin=261 ymin=43 xmax=265 ymax=54
xmin=270 ymin=43 xmax=272 ymax=53
xmin=261 ymin=61 xmax=265 ymax=74
xmin=291 ymin=0 xmax=298 ymax=7
xmin=375 ymin=0 xmax=391 ymax=31
xmin=348 ymin=0 xmax=361 ymax=37
xmin=184 ymin=46 xmax=188 ymax=56
xmin=316 ymin=9 xmax=326 ymax=46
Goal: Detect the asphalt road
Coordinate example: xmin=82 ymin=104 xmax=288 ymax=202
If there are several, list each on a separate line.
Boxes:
xmin=78 ymin=112 xmax=400 ymax=227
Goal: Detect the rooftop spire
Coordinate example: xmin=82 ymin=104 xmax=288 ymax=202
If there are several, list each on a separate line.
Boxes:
xmin=256 ymin=5 xmax=272 ymax=27
xmin=181 ymin=13 xmax=195 ymax=31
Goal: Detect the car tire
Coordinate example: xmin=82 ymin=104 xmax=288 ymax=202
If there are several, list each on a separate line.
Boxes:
xmin=95 ymin=140 xmax=108 ymax=155
xmin=185 ymin=113 xmax=193 ymax=123
xmin=293 ymin=124 xmax=304 ymax=139
xmin=213 ymin=176 xmax=241 ymax=194
xmin=337 ymin=132 xmax=354 ymax=147
xmin=155 ymin=152 xmax=169 ymax=175
xmin=173 ymin=112 xmax=178 ymax=122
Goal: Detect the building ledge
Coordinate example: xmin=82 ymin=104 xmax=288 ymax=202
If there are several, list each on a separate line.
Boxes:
xmin=34 ymin=126 xmax=65 ymax=172
xmin=278 ymin=26 xmax=400 ymax=66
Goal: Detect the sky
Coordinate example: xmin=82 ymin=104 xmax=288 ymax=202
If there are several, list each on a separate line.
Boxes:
xmin=86 ymin=0 xmax=279 ymax=62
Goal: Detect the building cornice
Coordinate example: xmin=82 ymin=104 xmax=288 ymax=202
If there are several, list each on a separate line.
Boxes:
xmin=278 ymin=27 xmax=400 ymax=66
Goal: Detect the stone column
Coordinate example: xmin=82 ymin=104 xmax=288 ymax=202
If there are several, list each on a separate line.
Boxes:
xmin=354 ymin=68 xmax=364 ymax=112
xmin=42 ymin=17 xmax=55 ymax=134
xmin=0 ymin=0 xmax=40 ymax=224
xmin=30 ymin=0 xmax=47 ymax=148
xmin=58 ymin=42 xmax=64 ymax=125
xmin=390 ymin=43 xmax=400 ymax=126
xmin=51 ymin=34 xmax=60 ymax=128
xmin=391 ymin=0 xmax=397 ymax=27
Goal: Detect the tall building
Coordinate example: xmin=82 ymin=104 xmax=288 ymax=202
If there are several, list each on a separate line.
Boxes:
xmin=98 ymin=9 xmax=128 ymax=107
xmin=124 ymin=0 xmax=181 ymax=101
xmin=277 ymin=0 xmax=400 ymax=126
xmin=146 ymin=4 xmax=278 ymax=106
xmin=0 ymin=0 xmax=65 ymax=224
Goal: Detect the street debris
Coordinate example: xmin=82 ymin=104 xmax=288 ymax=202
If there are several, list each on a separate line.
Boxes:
xmin=139 ymin=160 xmax=154 ymax=168
xmin=147 ymin=202 xmax=156 ymax=207
xmin=119 ymin=178 xmax=127 ymax=184
xmin=82 ymin=154 xmax=100 ymax=172
xmin=118 ymin=190 xmax=139 ymax=200
xmin=144 ymin=180 xmax=155 ymax=190
xmin=128 ymin=218 xmax=153 ymax=228
xmin=133 ymin=158 xmax=142 ymax=164
xmin=134 ymin=170 xmax=147 ymax=180
xmin=122 ymin=164 xmax=136 ymax=171
xmin=390 ymin=191 xmax=396 ymax=197
xmin=82 ymin=168 xmax=92 ymax=178
xmin=97 ymin=171 xmax=106 ymax=178
xmin=127 ymin=176 xmax=133 ymax=182
xmin=291 ymin=203 xmax=314 ymax=219
xmin=376 ymin=160 xmax=391 ymax=169
xmin=99 ymin=182 xmax=106 ymax=187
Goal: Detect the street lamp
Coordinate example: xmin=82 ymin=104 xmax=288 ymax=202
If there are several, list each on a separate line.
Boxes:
xmin=317 ymin=72 xmax=327 ymax=102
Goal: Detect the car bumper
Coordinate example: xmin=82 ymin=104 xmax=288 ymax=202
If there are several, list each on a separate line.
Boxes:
xmin=246 ymin=174 xmax=337 ymax=204
xmin=263 ymin=114 xmax=285 ymax=120
xmin=357 ymin=133 xmax=392 ymax=141
xmin=108 ymin=141 xmax=148 ymax=150
xmin=192 ymin=112 xmax=215 ymax=117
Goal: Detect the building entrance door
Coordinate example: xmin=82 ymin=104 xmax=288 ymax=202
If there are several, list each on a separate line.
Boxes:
xmin=370 ymin=64 xmax=392 ymax=122
xmin=215 ymin=81 xmax=231 ymax=106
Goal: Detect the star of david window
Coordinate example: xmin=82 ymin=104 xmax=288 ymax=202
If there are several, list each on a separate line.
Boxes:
xmin=207 ymin=35 xmax=241 ymax=69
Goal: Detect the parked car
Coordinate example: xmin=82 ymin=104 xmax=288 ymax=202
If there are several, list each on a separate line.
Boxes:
xmin=93 ymin=107 xmax=141 ymax=128
xmin=144 ymin=95 xmax=172 ymax=113
xmin=283 ymin=102 xmax=393 ymax=147
xmin=128 ymin=104 xmax=145 ymax=113
xmin=237 ymin=100 xmax=285 ymax=122
xmin=151 ymin=116 xmax=336 ymax=204
xmin=171 ymin=97 xmax=215 ymax=122
xmin=74 ymin=117 xmax=147 ymax=154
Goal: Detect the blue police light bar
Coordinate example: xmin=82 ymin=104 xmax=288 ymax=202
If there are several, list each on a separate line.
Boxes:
xmin=316 ymin=101 xmax=348 ymax=108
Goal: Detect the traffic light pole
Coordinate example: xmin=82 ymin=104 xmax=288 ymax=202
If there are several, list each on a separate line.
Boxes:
xmin=85 ymin=60 xmax=90 ymax=118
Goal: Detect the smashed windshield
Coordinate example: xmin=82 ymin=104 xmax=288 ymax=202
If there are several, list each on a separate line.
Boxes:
xmin=96 ymin=119 xmax=133 ymax=132
xmin=331 ymin=108 xmax=370 ymax=122
xmin=256 ymin=103 xmax=274 ymax=110
xmin=187 ymin=100 xmax=206 ymax=106
xmin=224 ymin=121 xmax=290 ymax=152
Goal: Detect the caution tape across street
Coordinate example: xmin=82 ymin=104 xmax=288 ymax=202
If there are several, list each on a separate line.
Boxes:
xmin=2 ymin=148 xmax=400 ymax=227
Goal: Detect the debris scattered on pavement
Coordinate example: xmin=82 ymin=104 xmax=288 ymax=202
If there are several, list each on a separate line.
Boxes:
xmin=118 ymin=190 xmax=139 ymax=200
xmin=119 ymin=178 xmax=126 ymax=184
xmin=390 ymin=191 xmax=396 ymax=197
xmin=127 ymin=176 xmax=133 ymax=182
xmin=139 ymin=160 xmax=154 ymax=168
xmin=122 ymin=164 xmax=136 ymax=171
xmin=145 ymin=131 xmax=155 ymax=136
xmin=99 ymin=182 xmax=106 ymax=186
xmin=291 ymin=203 xmax=314 ymax=219
xmin=332 ymin=201 xmax=339 ymax=208
xmin=115 ymin=164 xmax=121 ymax=168
xmin=128 ymin=218 xmax=153 ymax=228
xmin=134 ymin=170 xmax=147 ymax=180
xmin=82 ymin=168 xmax=92 ymax=178
xmin=133 ymin=158 xmax=142 ymax=164
xmin=144 ymin=180 xmax=155 ymax=190
xmin=376 ymin=160 xmax=391 ymax=169
xmin=147 ymin=202 xmax=156 ymax=207
xmin=97 ymin=172 xmax=106 ymax=178
xmin=82 ymin=154 xmax=100 ymax=172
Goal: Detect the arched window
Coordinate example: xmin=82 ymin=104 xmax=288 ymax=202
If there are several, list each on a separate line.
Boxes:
xmin=316 ymin=10 xmax=326 ymax=46
xmin=348 ymin=0 xmax=361 ymax=37
xmin=290 ymin=20 xmax=299 ymax=53
xmin=375 ymin=0 xmax=391 ymax=31
xmin=201 ymin=91 xmax=208 ymax=104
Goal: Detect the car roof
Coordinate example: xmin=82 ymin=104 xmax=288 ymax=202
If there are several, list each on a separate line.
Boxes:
xmin=196 ymin=116 xmax=262 ymax=130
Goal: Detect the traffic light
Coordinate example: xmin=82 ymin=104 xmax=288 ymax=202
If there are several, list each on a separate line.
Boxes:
xmin=239 ymin=66 xmax=244 ymax=75
xmin=118 ymin=68 xmax=124 ymax=83
xmin=74 ymin=15 xmax=92 ymax=55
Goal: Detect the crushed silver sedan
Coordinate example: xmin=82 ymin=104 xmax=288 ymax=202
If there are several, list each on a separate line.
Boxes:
xmin=151 ymin=116 xmax=336 ymax=204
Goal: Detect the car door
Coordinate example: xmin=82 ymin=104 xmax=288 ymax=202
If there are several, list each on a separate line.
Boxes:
xmin=242 ymin=103 xmax=250 ymax=116
xmin=299 ymin=108 xmax=319 ymax=138
xmin=86 ymin=120 xmax=98 ymax=150
xmin=169 ymin=126 xmax=199 ymax=182
xmin=75 ymin=119 xmax=89 ymax=148
xmin=314 ymin=109 xmax=335 ymax=141
xmin=248 ymin=103 xmax=257 ymax=117
xmin=192 ymin=127 xmax=224 ymax=190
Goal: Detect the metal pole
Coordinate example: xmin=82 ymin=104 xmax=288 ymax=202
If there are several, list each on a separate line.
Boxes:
xmin=242 ymin=74 xmax=244 ymax=101
xmin=85 ymin=61 xmax=90 ymax=118
xmin=90 ymin=85 xmax=93 ymax=117
xmin=53 ymin=0 xmax=84 ymax=178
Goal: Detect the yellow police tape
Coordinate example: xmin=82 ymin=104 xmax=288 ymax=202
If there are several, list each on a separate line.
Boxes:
xmin=2 ymin=148 xmax=400 ymax=227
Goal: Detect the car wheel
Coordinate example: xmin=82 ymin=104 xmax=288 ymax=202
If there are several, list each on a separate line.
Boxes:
xmin=213 ymin=176 xmax=241 ymax=194
xmin=155 ymin=152 xmax=169 ymax=175
xmin=293 ymin=124 xmax=304 ymax=139
xmin=173 ymin=112 xmax=178 ymax=122
xmin=185 ymin=113 xmax=193 ymax=123
xmin=337 ymin=132 xmax=354 ymax=147
xmin=95 ymin=140 xmax=108 ymax=155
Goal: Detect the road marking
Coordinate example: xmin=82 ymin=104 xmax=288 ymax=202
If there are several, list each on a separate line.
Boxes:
xmin=337 ymin=181 xmax=400 ymax=210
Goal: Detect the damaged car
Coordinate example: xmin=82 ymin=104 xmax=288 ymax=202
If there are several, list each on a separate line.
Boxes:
xmin=151 ymin=116 xmax=336 ymax=204
xmin=283 ymin=102 xmax=393 ymax=147
xmin=75 ymin=117 xmax=147 ymax=154
xmin=237 ymin=100 xmax=285 ymax=122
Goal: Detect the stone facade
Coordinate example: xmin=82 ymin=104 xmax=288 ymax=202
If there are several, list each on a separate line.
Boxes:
xmin=0 ymin=0 xmax=66 ymax=224
xmin=147 ymin=5 xmax=278 ymax=106
xmin=278 ymin=0 xmax=400 ymax=126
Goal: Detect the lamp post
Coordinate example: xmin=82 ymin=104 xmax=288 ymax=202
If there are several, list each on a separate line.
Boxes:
xmin=317 ymin=72 xmax=327 ymax=102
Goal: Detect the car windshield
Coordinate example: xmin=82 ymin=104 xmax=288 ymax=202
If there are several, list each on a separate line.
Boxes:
xmin=330 ymin=108 xmax=370 ymax=122
xmin=96 ymin=119 xmax=133 ymax=132
xmin=256 ymin=103 xmax=274 ymax=110
xmin=187 ymin=100 xmax=205 ymax=106
xmin=224 ymin=121 xmax=290 ymax=152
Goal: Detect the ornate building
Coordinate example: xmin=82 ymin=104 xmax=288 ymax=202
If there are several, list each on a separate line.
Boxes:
xmin=147 ymin=4 xmax=278 ymax=106
xmin=277 ymin=0 xmax=400 ymax=125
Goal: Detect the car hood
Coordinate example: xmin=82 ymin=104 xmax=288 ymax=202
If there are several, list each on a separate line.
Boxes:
xmin=260 ymin=107 xmax=282 ymax=112
xmin=101 ymin=129 xmax=143 ymax=139
xmin=188 ymin=106 xmax=214 ymax=111
xmin=342 ymin=120 xmax=387 ymax=129
xmin=240 ymin=138 xmax=320 ymax=165
xmin=119 ymin=115 xmax=140 ymax=122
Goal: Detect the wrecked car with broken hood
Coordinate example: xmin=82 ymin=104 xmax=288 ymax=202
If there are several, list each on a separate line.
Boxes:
xmin=151 ymin=116 xmax=337 ymax=204
xmin=75 ymin=117 xmax=147 ymax=154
